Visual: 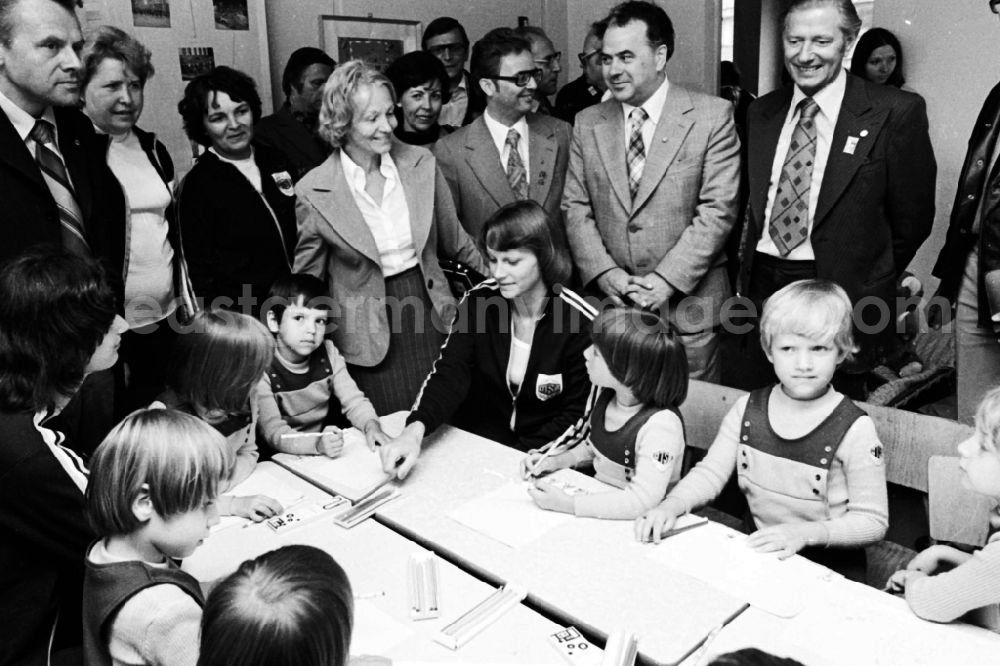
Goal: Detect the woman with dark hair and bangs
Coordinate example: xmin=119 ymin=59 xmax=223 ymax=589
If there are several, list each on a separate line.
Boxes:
xmin=385 ymin=50 xmax=453 ymax=147
xmin=0 ymin=248 xmax=128 ymax=664
xmin=177 ymin=66 xmax=297 ymax=318
xmin=381 ymin=200 xmax=593 ymax=479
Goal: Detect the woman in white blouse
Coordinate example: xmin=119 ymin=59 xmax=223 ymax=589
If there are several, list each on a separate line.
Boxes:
xmin=81 ymin=26 xmax=196 ymax=407
xmin=294 ymin=60 xmax=485 ymax=413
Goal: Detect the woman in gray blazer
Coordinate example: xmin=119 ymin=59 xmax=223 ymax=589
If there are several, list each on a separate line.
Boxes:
xmin=294 ymin=60 xmax=485 ymax=414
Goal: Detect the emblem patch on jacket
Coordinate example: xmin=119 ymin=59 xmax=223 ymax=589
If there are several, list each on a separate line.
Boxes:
xmin=535 ymin=373 xmax=563 ymax=401
xmin=272 ymin=171 xmax=294 ymax=196
xmin=652 ymin=450 xmax=673 ymax=471
xmin=869 ymin=443 xmax=883 ymax=465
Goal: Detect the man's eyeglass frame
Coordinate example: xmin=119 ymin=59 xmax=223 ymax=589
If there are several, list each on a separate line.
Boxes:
xmin=490 ymin=68 xmax=543 ymax=87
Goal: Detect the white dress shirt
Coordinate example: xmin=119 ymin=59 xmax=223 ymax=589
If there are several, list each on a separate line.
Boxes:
xmin=0 ymin=87 xmax=71 ymax=184
xmin=439 ymin=73 xmax=470 ymax=128
xmin=483 ymin=110 xmax=530 ymax=181
xmin=757 ymin=68 xmax=847 ymax=261
xmin=621 ymin=75 xmax=670 ymax=152
xmin=339 ymin=149 xmax=417 ymax=276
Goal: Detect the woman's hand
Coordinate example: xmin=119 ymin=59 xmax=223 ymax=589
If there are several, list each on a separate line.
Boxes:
xmin=884 ymin=568 xmax=927 ymax=594
xmin=363 ymin=419 xmax=391 ymax=451
xmin=527 ymin=480 xmax=574 ymax=514
xmin=746 ymin=523 xmax=812 ymax=559
xmin=229 ymin=494 xmax=283 ymax=522
xmin=634 ymin=505 xmax=681 ymax=543
xmin=519 ymin=451 xmax=558 ymax=479
xmin=317 ymin=426 xmax=344 ymax=458
xmin=380 ymin=422 xmax=424 ymax=480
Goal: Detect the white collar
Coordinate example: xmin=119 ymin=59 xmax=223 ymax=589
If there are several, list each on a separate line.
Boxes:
xmin=209 ymin=146 xmax=256 ymax=166
xmin=622 ymin=74 xmax=670 ymax=126
xmin=790 ymin=68 xmax=847 ymax=122
xmin=0 ymin=87 xmax=57 ymax=143
xmin=483 ymin=109 xmax=529 ymax=146
xmin=339 ymin=148 xmax=398 ymax=190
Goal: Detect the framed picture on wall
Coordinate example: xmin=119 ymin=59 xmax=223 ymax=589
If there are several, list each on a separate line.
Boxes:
xmin=319 ymin=15 xmax=422 ymax=71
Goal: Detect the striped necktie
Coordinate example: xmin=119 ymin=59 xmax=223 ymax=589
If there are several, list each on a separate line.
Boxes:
xmin=768 ymin=97 xmax=820 ymax=256
xmin=29 ymin=119 xmax=90 ymax=257
xmin=505 ymin=128 xmax=528 ymax=201
xmin=627 ymin=107 xmax=648 ymax=200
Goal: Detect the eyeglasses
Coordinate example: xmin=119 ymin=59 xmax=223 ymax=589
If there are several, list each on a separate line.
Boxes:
xmin=427 ymin=43 xmax=466 ymax=58
xmin=992 ymin=0 xmax=1000 ymax=14
xmin=578 ymin=49 xmax=600 ymax=67
xmin=490 ymin=68 xmax=543 ymax=87
xmin=534 ymin=52 xmax=562 ymax=68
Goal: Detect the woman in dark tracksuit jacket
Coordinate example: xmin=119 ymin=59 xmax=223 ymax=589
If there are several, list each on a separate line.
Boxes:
xmin=383 ymin=201 xmax=593 ymax=478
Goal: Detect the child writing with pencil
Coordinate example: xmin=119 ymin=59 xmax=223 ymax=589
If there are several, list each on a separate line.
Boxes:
xmin=82 ymin=408 xmax=232 ymax=666
xmin=257 ymin=274 xmax=389 ymax=456
xmin=636 ymin=280 xmax=889 ymax=581
xmin=886 ymin=387 xmax=1000 ymax=631
xmin=521 ymin=308 xmax=688 ymax=519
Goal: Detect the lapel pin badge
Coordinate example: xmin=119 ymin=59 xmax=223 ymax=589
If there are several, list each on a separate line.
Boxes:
xmin=860 ymin=129 xmax=869 ymax=137
xmin=537 ymin=170 xmax=547 ymax=184
xmin=844 ymin=136 xmax=860 ymax=155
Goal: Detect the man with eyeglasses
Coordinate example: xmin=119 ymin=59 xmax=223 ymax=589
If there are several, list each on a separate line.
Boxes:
xmin=555 ymin=21 xmax=608 ymax=125
xmin=514 ymin=26 xmax=561 ymax=116
xmin=931 ymin=0 xmax=1000 ymax=422
xmin=563 ymin=0 xmax=740 ymax=382
xmin=423 ymin=16 xmax=484 ymax=129
xmin=434 ymin=28 xmax=571 ymax=240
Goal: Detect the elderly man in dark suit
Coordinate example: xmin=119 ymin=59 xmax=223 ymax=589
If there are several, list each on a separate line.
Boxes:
xmin=435 ymin=28 xmax=571 ymax=241
xmin=563 ymin=0 xmax=740 ymax=382
xmin=735 ymin=0 xmax=936 ymax=397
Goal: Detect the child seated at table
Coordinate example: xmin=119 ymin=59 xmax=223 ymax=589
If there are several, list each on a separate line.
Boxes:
xmin=156 ymin=309 xmax=281 ymax=522
xmin=521 ymin=308 xmax=688 ymax=519
xmin=636 ymin=280 xmax=888 ymax=582
xmin=83 ymin=408 xmax=232 ymax=666
xmin=198 ymin=545 xmax=356 ymax=666
xmin=257 ymin=274 xmax=388 ymax=455
xmin=886 ymin=387 xmax=1000 ymax=631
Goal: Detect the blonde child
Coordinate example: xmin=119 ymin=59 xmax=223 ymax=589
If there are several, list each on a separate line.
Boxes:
xmin=198 ymin=545 xmax=355 ymax=666
xmin=82 ymin=408 xmax=232 ymax=666
xmin=886 ymin=387 xmax=1000 ymax=631
xmin=636 ymin=279 xmax=888 ymax=581
xmin=521 ymin=308 xmax=688 ymax=519
xmin=257 ymin=274 xmax=388 ymax=455
xmin=157 ymin=309 xmax=280 ymax=521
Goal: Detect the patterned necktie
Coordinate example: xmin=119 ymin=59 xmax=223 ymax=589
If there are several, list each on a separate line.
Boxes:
xmin=29 ymin=119 xmax=90 ymax=257
xmin=768 ymin=97 xmax=820 ymax=256
xmin=505 ymin=128 xmax=528 ymax=201
xmin=627 ymin=107 xmax=648 ymax=200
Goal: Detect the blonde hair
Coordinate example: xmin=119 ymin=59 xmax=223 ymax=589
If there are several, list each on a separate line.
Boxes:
xmin=975 ymin=387 xmax=1000 ymax=454
xmin=167 ymin=309 xmax=274 ymax=414
xmin=86 ymin=408 xmax=233 ymax=535
xmin=318 ymin=60 xmax=395 ymax=148
xmin=759 ymin=279 xmax=857 ymax=359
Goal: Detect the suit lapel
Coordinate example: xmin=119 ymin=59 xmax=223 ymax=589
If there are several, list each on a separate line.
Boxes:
xmin=632 ymin=86 xmax=693 ymax=213
xmin=55 ymin=109 xmax=93 ymax=225
xmin=814 ymin=76 xmax=887 ymax=229
xmin=307 ymin=152 xmax=381 ymax=265
xmin=594 ymin=104 xmax=630 ymax=211
xmin=464 ymin=116 xmax=516 ymax=209
xmin=0 ymin=109 xmax=47 ymax=194
xmin=394 ymin=141 xmax=433 ymax=253
xmin=527 ymin=115 xmax=556 ymax=204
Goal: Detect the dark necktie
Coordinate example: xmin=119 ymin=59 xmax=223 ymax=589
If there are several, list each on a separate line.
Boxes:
xmin=627 ymin=107 xmax=648 ymax=200
xmin=506 ymin=128 xmax=528 ymax=201
xmin=768 ymin=97 xmax=820 ymax=256
xmin=29 ymin=119 xmax=90 ymax=257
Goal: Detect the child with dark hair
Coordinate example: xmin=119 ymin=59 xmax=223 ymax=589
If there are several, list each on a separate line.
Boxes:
xmin=198 ymin=545 xmax=354 ymax=666
xmin=523 ymin=307 xmax=689 ymax=519
xmin=257 ymin=274 xmax=388 ymax=454
xmin=83 ymin=408 xmax=232 ymax=666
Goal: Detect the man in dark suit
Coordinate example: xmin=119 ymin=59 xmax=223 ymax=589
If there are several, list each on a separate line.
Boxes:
xmin=735 ymin=0 xmax=935 ymax=396
xmin=423 ymin=17 xmax=484 ymax=129
xmin=563 ymin=1 xmax=740 ymax=382
xmin=929 ymin=0 xmax=1000 ymax=423
xmin=255 ymin=47 xmax=334 ymax=182
xmin=435 ymin=28 xmax=571 ymax=241
xmin=0 ymin=0 xmax=125 ymax=275
xmin=555 ymin=21 xmax=607 ymax=125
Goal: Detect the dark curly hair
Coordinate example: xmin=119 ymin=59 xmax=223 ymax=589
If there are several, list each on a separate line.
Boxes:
xmin=0 ymin=248 xmax=117 ymax=411
xmin=177 ymin=66 xmax=262 ymax=147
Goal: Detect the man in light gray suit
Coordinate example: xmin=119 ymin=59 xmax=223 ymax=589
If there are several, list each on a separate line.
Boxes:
xmin=435 ymin=28 xmax=571 ymax=241
xmin=563 ymin=0 xmax=740 ymax=381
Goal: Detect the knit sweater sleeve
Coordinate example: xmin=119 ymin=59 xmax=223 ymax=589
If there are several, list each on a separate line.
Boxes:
xmin=660 ymin=398 xmax=745 ymax=514
xmin=821 ymin=415 xmax=889 ymax=546
xmin=326 ymin=341 xmax=378 ymax=428
xmin=906 ymin=538 xmax=1000 ymax=624
xmin=227 ymin=390 xmax=260 ymax=487
xmin=255 ymin=370 xmax=291 ymax=450
xmin=573 ymin=409 xmax=685 ymax=519
xmin=108 ymin=584 xmax=201 ymax=666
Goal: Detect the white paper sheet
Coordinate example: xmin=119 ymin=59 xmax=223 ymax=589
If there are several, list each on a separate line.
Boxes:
xmin=351 ymin=599 xmax=414 ymax=656
xmin=274 ymin=429 xmax=391 ymax=501
xmin=214 ymin=465 xmax=306 ymax=532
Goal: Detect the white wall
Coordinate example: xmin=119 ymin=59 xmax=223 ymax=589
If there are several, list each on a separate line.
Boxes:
xmin=873 ymin=1 xmax=1000 ymax=288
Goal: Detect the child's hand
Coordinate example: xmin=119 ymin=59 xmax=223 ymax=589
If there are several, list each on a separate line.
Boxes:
xmin=519 ymin=451 xmax=556 ymax=479
xmin=230 ymin=494 xmax=283 ymax=522
xmin=317 ymin=426 xmax=344 ymax=458
xmin=634 ymin=506 xmax=682 ymax=543
xmin=884 ymin=568 xmax=926 ymax=594
xmin=527 ymin=480 xmax=574 ymax=514
xmin=746 ymin=524 xmax=811 ymax=559
xmin=363 ymin=419 xmax=391 ymax=451
xmin=906 ymin=545 xmax=971 ymax=574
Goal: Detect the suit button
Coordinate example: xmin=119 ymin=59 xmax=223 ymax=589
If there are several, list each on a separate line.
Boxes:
xmin=427 ymin=279 xmax=434 ymax=289
xmin=978 ymin=159 xmax=986 ymax=166
xmin=628 ymin=223 xmax=640 ymax=233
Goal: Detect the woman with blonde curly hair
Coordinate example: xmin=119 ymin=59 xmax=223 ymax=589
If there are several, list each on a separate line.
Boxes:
xmin=293 ymin=60 xmax=485 ymax=413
